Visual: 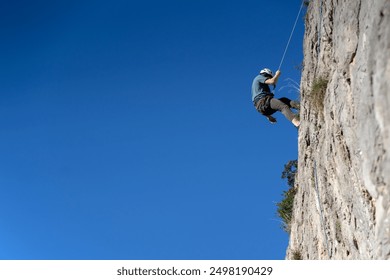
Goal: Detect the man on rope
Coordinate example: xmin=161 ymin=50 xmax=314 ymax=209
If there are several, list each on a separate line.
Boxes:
xmin=252 ymin=68 xmax=300 ymax=127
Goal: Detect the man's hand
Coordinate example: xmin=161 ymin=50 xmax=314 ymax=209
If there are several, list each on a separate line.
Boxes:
xmin=265 ymin=70 xmax=281 ymax=86
xmin=267 ymin=116 xmax=277 ymax=124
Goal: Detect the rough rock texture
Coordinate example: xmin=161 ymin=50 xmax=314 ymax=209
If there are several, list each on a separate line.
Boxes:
xmin=286 ymin=0 xmax=390 ymax=259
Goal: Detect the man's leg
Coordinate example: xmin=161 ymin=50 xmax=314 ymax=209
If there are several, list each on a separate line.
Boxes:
xmin=270 ymin=98 xmax=296 ymax=122
xmin=279 ymin=97 xmax=300 ymax=110
xmin=270 ymin=98 xmax=300 ymax=127
xmin=290 ymin=100 xmax=300 ymax=110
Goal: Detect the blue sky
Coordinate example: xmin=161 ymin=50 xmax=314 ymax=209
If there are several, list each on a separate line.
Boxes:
xmin=0 ymin=0 xmax=304 ymax=259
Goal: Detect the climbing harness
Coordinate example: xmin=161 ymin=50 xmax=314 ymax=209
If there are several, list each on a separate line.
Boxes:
xmin=278 ymin=0 xmax=305 ymax=70
xmin=314 ymin=160 xmax=332 ymax=258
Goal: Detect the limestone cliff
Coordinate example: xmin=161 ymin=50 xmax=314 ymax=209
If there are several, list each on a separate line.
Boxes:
xmin=286 ymin=0 xmax=390 ymax=259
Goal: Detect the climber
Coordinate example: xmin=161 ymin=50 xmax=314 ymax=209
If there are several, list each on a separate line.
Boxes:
xmin=252 ymin=68 xmax=300 ymax=127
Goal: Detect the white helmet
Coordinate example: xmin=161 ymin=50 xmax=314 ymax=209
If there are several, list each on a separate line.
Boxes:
xmin=260 ymin=68 xmax=273 ymax=76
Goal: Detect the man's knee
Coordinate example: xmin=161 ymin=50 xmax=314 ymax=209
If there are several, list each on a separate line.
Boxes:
xmin=278 ymin=97 xmax=291 ymax=105
xmin=277 ymin=101 xmax=290 ymax=112
xmin=271 ymin=98 xmax=289 ymax=111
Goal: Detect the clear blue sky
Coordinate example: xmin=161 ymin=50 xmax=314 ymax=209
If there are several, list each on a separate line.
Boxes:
xmin=0 ymin=0 xmax=304 ymax=259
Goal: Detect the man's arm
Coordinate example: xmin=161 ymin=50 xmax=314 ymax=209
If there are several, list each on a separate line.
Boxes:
xmin=265 ymin=70 xmax=281 ymax=85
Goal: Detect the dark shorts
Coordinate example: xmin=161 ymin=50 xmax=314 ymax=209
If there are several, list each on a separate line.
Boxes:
xmin=254 ymin=95 xmax=276 ymax=116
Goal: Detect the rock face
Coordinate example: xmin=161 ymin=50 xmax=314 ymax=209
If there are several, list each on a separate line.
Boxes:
xmin=286 ymin=0 xmax=390 ymax=259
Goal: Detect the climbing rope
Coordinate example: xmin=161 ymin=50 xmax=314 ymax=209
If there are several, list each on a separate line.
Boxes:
xmin=277 ymin=0 xmax=305 ymax=70
xmin=313 ymin=160 xmax=332 ymax=259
